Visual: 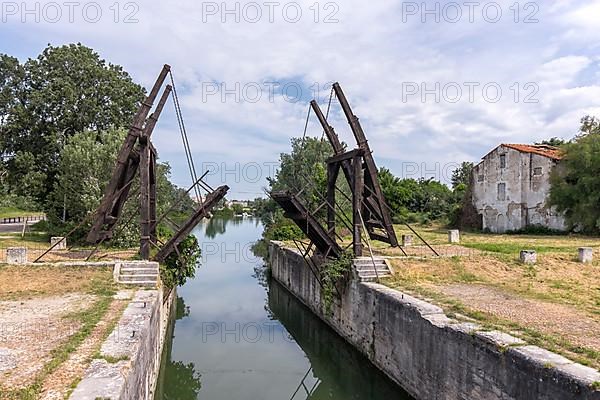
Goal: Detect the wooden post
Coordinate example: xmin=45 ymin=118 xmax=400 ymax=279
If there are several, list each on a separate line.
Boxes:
xmin=327 ymin=163 xmax=340 ymax=241
xmin=352 ymin=153 xmax=363 ymax=257
xmin=140 ymin=141 xmax=151 ymax=260
xmin=149 ymin=150 xmax=157 ymax=246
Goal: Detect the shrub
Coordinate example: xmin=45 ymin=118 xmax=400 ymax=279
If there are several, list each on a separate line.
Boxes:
xmin=161 ymin=235 xmax=201 ymax=288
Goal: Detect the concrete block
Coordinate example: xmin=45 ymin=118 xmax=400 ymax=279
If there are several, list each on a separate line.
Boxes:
xmin=578 ymin=247 xmax=593 ymax=263
xmin=6 ymin=247 xmax=27 ymax=264
xmin=50 ymin=237 xmax=67 ymax=250
xmin=402 ymin=235 xmax=413 ymax=247
xmin=520 ymin=250 xmax=536 ymax=264
xmin=448 ymin=229 xmax=460 ymax=243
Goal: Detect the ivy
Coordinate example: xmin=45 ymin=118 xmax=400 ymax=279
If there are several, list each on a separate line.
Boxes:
xmin=320 ymin=251 xmax=353 ymax=315
xmin=161 ymin=234 xmax=201 ymax=288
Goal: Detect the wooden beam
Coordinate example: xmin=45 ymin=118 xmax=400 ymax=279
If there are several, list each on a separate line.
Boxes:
xmin=326 ymin=148 xmax=364 ymax=164
xmin=332 ymin=82 xmax=399 ymax=247
xmin=87 ymin=65 xmax=171 ymax=243
xmin=153 ymin=185 xmax=229 ymax=262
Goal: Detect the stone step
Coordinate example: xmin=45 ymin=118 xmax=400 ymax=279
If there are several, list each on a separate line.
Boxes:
xmin=355 ymin=264 xmax=387 ymax=269
xmin=119 ymin=274 xmax=158 ymax=283
xmin=118 ymin=280 xmax=158 ymax=287
xmin=357 ymin=268 xmax=390 ymax=274
xmin=358 ymin=273 xmax=391 ymax=282
xmin=120 ymin=267 xmax=159 ymax=275
xmin=358 ymin=271 xmax=391 ymax=276
xmin=354 ymin=258 xmax=387 ymax=264
xmin=355 ymin=260 xmax=387 ymax=266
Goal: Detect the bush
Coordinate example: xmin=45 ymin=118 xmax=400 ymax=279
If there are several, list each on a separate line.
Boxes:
xmin=0 ymin=193 xmax=40 ymax=212
xmin=320 ymin=251 xmax=353 ymax=315
xmin=506 ymin=225 xmax=565 ymax=235
xmin=161 ymin=235 xmax=202 ymax=288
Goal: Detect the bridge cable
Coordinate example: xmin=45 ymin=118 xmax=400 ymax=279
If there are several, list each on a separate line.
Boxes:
xmin=169 ymin=71 xmax=205 ymax=206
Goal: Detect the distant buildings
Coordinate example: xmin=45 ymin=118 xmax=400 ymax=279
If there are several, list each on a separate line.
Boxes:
xmin=471 ymin=144 xmax=565 ymax=233
xmin=226 ymin=200 xmax=250 ymax=208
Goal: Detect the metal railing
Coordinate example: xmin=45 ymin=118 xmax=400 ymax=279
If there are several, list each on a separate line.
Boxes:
xmin=1 ymin=215 xmax=46 ymax=224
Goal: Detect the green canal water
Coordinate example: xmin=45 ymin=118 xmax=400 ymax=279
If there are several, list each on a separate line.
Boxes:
xmin=155 ymin=217 xmax=414 ymax=399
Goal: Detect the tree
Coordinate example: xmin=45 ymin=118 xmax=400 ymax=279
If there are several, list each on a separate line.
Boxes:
xmin=549 ymin=116 xmax=600 ymax=232
xmin=379 ymin=167 xmax=455 ymax=224
xmin=49 ymin=129 xmax=127 ymax=224
xmin=256 ymin=136 xmax=338 ymax=244
xmin=451 ymin=162 xmax=473 ymax=189
xmin=536 ymin=137 xmax=566 ymax=147
xmin=268 ymin=136 xmax=334 ymax=209
xmin=232 ymin=203 xmax=244 ymax=215
xmin=48 ymin=128 xmax=193 ymax=245
xmin=0 ymin=44 xmax=145 ymax=205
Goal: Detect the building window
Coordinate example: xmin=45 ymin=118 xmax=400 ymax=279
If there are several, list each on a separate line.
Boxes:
xmin=497 ymin=183 xmax=506 ymax=201
xmin=533 ymin=167 xmax=543 ymax=176
xmin=500 ymin=154 xmax=506 ymax=168
xmin=477 ymin=174 xmax=484 ymax=182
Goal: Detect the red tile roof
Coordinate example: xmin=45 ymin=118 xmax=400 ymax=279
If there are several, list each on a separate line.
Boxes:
xmin=500 ymin=144 xmax=563 ymax=160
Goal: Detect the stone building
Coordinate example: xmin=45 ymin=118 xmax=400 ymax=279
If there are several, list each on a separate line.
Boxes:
xmin=471 ymin=144 xmax=566 ymax=233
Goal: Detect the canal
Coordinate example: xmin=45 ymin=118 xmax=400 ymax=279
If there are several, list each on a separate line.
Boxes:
xmin=155 ymin=217 xmax=414 ymax=399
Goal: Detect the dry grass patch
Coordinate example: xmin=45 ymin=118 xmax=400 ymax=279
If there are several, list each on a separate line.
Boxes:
xmin=388 ymin=250 xmax=600 ymax=316
xmin=386 ymin=249 xmax=600 ymax=369
xmin=0 ymin=265 xmax=121 ymax=398
xmin=38 ymin=296 xmax=129 ymax=400
xmin=0 ymin=234 xmax=137 ymax=264
xmin=0 ymin=265 xmax=115 ymax=301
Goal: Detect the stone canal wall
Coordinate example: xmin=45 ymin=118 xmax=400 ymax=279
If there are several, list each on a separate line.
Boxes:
xmin=70 ymin=287 xmax=176 ymax=400
xmin=269 ymin=241 xmax=600 ymax=400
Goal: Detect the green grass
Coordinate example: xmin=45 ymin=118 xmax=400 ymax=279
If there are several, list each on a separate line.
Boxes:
xmin=461 ymin=241 xmax=578 ymax=254
xmin=0 ymin=207 xmax=43 ymax=219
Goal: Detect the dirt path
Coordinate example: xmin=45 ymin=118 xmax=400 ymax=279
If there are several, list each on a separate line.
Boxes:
xmin=432 ymin=283 xmax=600 ymax=352
xmin=0 ymin=294 xmax=95 ymax=390
xmin=38 ymin=293 xmax=131 ymax=400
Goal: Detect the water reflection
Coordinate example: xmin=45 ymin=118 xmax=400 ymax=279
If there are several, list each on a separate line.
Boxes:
xmin=155 ymin=217 xmax=413 ymax=400
xmin=155 ymin=297 xmax=203 ymax=399
xmin=204 ymin=215 xmax=260 ymax=239
xmin=267 ymin=279 xmax=413 ymax=400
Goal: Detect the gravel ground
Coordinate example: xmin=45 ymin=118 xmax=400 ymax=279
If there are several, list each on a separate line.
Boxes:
xmin=0 ymin=293 xmax=95 ymax=389
xmin=432 ymin=283 xmax=600 ymax=352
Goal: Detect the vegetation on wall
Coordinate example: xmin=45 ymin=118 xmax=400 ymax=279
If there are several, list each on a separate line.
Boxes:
xmin=161 ymin=234 xmax=202 ymax=288
xmin=320 ymin=251 xmax=353 ymax=315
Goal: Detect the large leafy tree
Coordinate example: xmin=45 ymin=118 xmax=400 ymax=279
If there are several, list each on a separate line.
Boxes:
xmin=268 ymin=136 xmax=334 ymax=206
xmin=0 ymin=44 xmax=145 ymax=204
xmin=549 ymin=116 xmax=600 ymax=232
xmin=451 ymin=162 xmax=473 ymax=189
xmin=258 ymin=136 xmax=336 ymax=241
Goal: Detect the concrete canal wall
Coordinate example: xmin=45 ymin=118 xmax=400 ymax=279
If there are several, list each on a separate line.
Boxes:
xmin=269 ymin=241 xmax=600 ymax=400
xmin=70 ymin=287 xmax=176 ymax=400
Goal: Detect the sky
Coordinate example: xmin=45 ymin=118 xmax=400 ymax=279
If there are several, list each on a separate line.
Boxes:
xmin=2 ymin=0 xmax=600 ymax=199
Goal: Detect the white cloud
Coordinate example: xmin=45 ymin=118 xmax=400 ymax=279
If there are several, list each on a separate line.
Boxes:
xmin=3 ymin=0 xmax=600 ymax=196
